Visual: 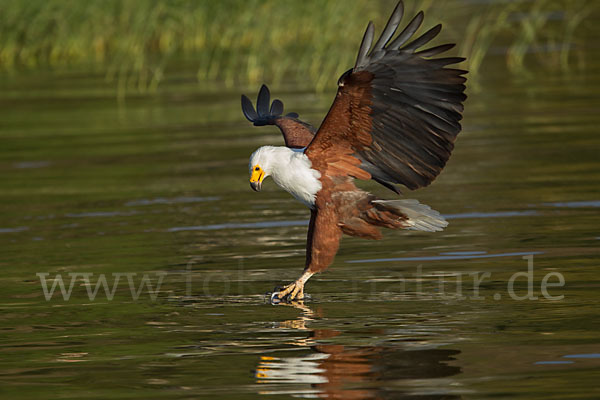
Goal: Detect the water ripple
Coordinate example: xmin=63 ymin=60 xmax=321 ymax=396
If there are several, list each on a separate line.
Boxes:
xmin=347 ymin=251 xmax=544 ymax=264
xmin=168 ymin=220 xmax=308 ymax=232
xmin=0 ymin=226 xmax=29 ymax=233
xmin=65 ymin=210 xmax=140 ymax=218
xmin=444 ymin=210 xmax=538 ymax=219
xmin=125 ymin=196 xmax=219 ymax=206
xmin=544 ymin=201 xmax=600 ymax=208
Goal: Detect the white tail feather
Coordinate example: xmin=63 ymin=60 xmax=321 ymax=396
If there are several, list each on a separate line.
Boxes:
xmin=373 ymin=199 xmax=448 ymax=232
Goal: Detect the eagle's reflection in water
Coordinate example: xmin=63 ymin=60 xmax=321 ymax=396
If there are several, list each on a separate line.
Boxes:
xmin=256 ymin=302 xmax=462 ymax=399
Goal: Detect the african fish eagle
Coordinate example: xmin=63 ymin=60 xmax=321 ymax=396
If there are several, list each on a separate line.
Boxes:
xmin=241 ymin=0 xmax=467 ymax=302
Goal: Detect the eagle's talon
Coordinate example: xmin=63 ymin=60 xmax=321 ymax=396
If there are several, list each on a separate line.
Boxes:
xmin=277 ymin=280 xmax=305 ymax=301
xmin=269 ymin=291 xmax=282 ymax=304
xmin=269 ymin=280 xmax=306 ymax=304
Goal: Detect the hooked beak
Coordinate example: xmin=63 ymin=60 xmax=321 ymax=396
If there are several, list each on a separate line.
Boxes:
xmin=250 ymin=180 xmax=262 ymax=192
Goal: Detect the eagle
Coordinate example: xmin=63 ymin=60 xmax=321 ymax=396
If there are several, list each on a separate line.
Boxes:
xmin=241 ymin=1 xmax=466 ymax=302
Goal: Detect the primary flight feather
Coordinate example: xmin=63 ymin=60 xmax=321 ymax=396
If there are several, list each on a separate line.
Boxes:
xmin=242 ymin=0 xmax=467 ymax=302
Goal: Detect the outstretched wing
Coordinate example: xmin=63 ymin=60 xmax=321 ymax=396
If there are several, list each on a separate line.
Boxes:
xmin=241 ymin=85 xmax=316 ymax=149
xmin=305 ymin=1 xmax=467 ymax=192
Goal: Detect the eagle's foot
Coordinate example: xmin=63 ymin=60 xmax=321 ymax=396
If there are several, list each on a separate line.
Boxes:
xmin=272 ymin=280 xmax=305 ymax=303
xmin=269 ymin=271 xmax=314 ymax=304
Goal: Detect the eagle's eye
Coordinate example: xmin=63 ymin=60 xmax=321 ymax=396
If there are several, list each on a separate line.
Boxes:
xmin=254 ymin=166 xmax=260 ymax=171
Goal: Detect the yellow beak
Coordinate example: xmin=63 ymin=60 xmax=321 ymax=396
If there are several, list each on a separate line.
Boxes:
xmin=250 ymin=166 xmax=265 ymax=191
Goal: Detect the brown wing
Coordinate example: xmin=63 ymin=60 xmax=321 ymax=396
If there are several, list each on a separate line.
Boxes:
xmin=241 ymin=84 xmax=316 ymax=149
xmin=305 ymin=1 xmax=467 ymax=191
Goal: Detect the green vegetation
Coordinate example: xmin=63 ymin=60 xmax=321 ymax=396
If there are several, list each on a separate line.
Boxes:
xmin=0 ymin=0 xmax=597 ymax=93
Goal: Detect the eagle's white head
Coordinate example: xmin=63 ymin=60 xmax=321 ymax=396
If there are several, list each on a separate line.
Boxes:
xmin=248 ymin=146 xmax=322 ymax=207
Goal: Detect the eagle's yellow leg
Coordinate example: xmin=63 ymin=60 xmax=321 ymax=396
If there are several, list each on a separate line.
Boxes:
xmin=276 ymin=270 xmax=314 ymax=302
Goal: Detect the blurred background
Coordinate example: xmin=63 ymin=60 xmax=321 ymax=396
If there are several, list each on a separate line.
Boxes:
xmin=1 ymin=1 xmax=599 ymax=399
xmin=0 ymin=0 xmax=597 ymax=94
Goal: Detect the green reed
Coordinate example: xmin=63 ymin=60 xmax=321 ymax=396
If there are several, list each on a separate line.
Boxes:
xmin=0 ymin=0 xmax=596 ymax=94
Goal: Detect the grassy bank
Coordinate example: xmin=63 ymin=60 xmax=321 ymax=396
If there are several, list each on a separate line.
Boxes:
xmin=0 ymin=0 xmax=597 ymax=93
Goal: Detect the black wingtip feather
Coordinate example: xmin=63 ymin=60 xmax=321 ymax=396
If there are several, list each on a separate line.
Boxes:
xmin=270 ymin=99 xmax=284 ymax=116
xmin=404 ymin=24 xmax=442 ymax=51
xmin=241 ymin=85 xmax=306 ymax=126
xmin=241 ymin=94 xmax=258 ymax=122
xmin=389 ymin=10 xmax=424 ymax=50
xmin=416 ymin=43 xmax=455 ymax=57
xmin=256 ymin=84 xmax=271 ymax=117
xmin=355 ymin=21 xmax=375 ymax=70
xmin=371 ymin=1 xmax=404 ymax=54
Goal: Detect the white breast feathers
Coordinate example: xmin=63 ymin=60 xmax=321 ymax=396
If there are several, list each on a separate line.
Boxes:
xmin=251 ymin=146 xmax=322 ymax=207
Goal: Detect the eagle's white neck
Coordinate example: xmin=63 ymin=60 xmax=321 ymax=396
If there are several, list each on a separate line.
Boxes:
xmin=250 ymin=146 xmax=322 ymax=207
